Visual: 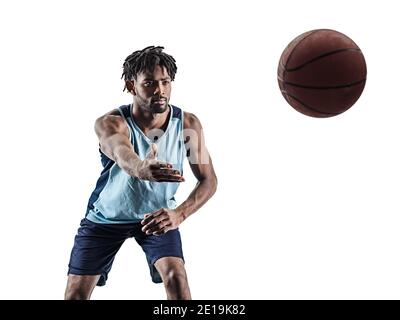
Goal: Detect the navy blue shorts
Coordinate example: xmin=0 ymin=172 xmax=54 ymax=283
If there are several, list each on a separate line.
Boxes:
xmin=68 ymin=218 xmax=184 ymax=286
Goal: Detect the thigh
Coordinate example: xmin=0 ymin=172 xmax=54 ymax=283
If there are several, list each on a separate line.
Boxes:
xmin=68 ymin=218 xmax=130 ymax=286
xmin=134 ymin=228 xmax=184 ymax=283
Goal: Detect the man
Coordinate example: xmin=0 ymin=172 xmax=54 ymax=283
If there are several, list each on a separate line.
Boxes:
xmin=65 ymin=46 xmax=217 ymax=300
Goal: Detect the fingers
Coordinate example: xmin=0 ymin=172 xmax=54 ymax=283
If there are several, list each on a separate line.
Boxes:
xmin=145 ymin=221 xmax=172 ymax=235
xmin=141 ymin=214 xmax=151 ymax=226
xmin=145 ymin=160 xmax=184 ymax=182
xmin=153 ymin=172 xmax=185 ymax=182
xmin=141 ymin=210 xmax=164 ymax=225
xmin=149 ymin=166 xmax=185 ymax=182
xmin=141 ymin=209 xmax=172 ymax=235
xmin=149 ymin=162 xmax=173 ymax=169
xmin=154 ymin=178 xmax=184 ymax=182
xmin=142 ymin=217 xmax=171 ymax=235
xmin=151 ymin=168 xmax=182 ymax=175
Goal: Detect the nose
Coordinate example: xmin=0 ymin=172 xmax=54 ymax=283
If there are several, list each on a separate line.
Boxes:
xmin=154 ymin=81 xmax=164 ymax=96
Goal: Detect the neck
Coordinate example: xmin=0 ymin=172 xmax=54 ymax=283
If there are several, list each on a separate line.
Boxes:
xmin=131 ymin=104 xmax=170 ymax=132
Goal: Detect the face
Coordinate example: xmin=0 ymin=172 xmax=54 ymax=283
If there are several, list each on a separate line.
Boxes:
xmin=128 ymin=65 xmax=172 ymax=114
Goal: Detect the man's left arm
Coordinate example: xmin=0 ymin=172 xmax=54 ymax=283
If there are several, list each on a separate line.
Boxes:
xmin=141 ymin=112 xmax=217 ymax=235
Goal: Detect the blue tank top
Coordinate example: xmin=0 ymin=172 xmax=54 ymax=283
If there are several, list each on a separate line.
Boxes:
xmin=85 ymin=104 xmax=186 ymax=224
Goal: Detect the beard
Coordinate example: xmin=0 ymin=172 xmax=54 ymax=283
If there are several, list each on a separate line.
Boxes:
xmin=150 ymin=99 xmax=168 ymax=114
xmin=136 ymin=93 xmax=169 ymax=114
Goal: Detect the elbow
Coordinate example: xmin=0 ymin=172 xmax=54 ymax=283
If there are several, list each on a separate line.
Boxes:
xmin=198 ymin=175 xmax=217 ymax=197
xmin=209 ymin=174 xmax=218 ymax=197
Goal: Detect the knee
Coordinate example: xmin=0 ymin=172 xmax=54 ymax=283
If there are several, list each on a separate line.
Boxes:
xmin=163 ymin=267 xmax=187 ymax=287
xmin=65 ymin=275 xmax=99 ymax=300
xmin=64 ymin=286 xmax=91 ymax=300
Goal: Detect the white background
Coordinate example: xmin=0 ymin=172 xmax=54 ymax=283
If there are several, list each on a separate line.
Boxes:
xmin=0 ymin=0 xmax=399 ymax=299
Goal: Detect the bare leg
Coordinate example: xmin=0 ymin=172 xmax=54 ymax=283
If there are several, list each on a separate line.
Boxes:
xmin=155 ymin=257 xmax=191 ymax=300
xmin=64 ymin=274 xmax=100 ymax=300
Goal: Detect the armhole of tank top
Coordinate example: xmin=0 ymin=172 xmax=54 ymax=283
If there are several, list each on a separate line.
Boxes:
xmin=181 ymin=110 xmax=187 ymax=159
xmin=180 ymin=109 xmax=185 ymax=135
xmin=117 ymin=106 xmax=133 ymax=141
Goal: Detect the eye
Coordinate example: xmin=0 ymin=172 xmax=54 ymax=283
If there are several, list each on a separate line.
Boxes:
xmin=143 ymin=81 xmax=154 ymax=87
xmin=162 ymin=80 xmax=171 ymax=85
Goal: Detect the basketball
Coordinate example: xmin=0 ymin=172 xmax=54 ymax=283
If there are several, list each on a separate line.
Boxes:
xmin=277 ymin=29 xmax=367 ymax=117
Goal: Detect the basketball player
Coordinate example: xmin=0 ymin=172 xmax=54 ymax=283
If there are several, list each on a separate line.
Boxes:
xmin=65 ymin=46 xmax=217 ymax=300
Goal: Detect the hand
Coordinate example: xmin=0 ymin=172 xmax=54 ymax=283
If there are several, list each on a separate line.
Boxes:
xmin=141 ymin=208 xmax=182 ymax=236
xmin=135 ymin=144 xmax=185 ymax=182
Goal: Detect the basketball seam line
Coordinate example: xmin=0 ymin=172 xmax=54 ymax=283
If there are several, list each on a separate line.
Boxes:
xmin=281 ymin=90 xmax=338 ymax=115
xmin=283 ymin=78 xmax=366 ymax=90
xmin=284 ymin=48 xmax=362 ymax=72
xmin=284 ymin=30 xmax=319 ymax=69
xmin=282 ymin=30 xmax=319 ymax=96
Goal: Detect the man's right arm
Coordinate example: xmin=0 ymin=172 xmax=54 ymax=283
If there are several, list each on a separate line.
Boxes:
xmin=94 ymin=111 xmax=184 ymax=182
xmin=95 ymin=113 xmax=140 ymax=176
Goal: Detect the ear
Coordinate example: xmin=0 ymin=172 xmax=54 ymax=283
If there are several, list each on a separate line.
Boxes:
xmin=125 ymin=80 xmax=136 ymax=95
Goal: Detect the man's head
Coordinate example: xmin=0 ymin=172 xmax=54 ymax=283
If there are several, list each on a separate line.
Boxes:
xmin=122 ymin=46 xmax=177 ymax=114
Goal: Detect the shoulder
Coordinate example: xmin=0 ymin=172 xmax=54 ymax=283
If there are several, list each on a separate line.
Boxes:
xmin=96 ymin=110 xmax=124 ymax=126
xmin=95 ymin=109 xmax=128 ymax=134
xmin=183 ymin=111 xmax=202 ymax=130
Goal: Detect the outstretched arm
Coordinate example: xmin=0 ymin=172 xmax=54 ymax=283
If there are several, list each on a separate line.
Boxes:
xmin=141 ymin=112 xmax=217 ymax=235
xmin=95 ymin=110 xmax=184 ymax=182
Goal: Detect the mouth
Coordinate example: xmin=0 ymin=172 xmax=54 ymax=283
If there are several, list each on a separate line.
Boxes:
xmin=152 ymin=99 xmax=167 ymax=105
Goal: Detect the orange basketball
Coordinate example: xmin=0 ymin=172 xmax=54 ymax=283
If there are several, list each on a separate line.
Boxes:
xmin=278 ymin=29 xmax=367 ymax=117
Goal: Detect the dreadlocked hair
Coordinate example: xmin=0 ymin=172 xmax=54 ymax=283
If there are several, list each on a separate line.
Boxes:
xmin=121 ymin=46 xmax=177 ymax=92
